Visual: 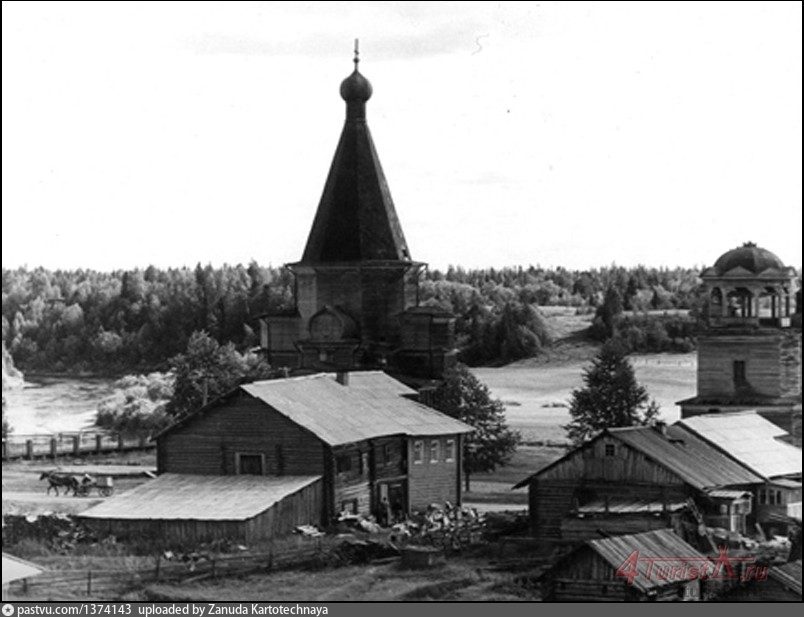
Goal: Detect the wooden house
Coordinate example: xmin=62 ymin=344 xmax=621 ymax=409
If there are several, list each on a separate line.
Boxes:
xmin=718 ymin=560 xmax=802 ymax=602
xmin=677 ymin=412 xmax=802 ymax=535
xmin=514 ymin=423 xmax=764 ymax=545
xmin=81 ymin=371 xmax=471 ymax=544
xmin=540 ymin=529 xmax=708 ymax=602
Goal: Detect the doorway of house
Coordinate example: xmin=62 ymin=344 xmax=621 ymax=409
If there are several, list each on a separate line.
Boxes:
xmin=378 ymin=481 xmax=407 ymax=522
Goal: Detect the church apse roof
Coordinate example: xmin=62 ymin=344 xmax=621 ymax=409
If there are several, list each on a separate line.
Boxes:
xmin=299 ymin=51 xmax=412 ymax=265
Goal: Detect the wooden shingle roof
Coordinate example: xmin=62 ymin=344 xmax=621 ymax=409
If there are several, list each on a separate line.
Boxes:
xmin=587 ymin=529 xmax=708 ymax=593
xmin=298 ymin=63 xmax=411 ymax=265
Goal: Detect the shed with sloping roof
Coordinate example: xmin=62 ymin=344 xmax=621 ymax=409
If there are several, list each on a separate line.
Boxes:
xmin=541 ymin=529 xmax=709 ymax=601
xmin=156 ymin=371 xmax=472 ymax=525
xmin=78 ymin=474 xmax=322 ymax=544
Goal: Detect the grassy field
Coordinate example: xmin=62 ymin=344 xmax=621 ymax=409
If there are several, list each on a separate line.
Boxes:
xmin=137 ymin=556 xmax=541 ymax=602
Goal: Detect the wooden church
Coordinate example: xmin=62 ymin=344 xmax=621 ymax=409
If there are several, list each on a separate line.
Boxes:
xmin=259 ymin=48 xmax=456 ymax=381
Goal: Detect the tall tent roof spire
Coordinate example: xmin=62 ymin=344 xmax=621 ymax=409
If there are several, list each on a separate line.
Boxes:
xmin=298 ymin=44 xmax=411 ymax=264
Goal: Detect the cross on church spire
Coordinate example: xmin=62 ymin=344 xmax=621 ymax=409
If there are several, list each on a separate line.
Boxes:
xmin=353 ymin=38 xmax=360 ymax=71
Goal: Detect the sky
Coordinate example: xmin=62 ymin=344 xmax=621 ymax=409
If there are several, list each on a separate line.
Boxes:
xmin=2 ymin=1 xmax=801 ymax=272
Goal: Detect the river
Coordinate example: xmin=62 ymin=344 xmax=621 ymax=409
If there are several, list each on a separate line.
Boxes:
xmin=3 ymin=376 xmax=116 ymax=435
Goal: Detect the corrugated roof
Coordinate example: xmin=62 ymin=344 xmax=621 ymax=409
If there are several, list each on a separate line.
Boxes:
xmin=2 ymin=553 xmax=44 ymax=584
xmin=769 ymin=560 xmax=802 ymax=597
xmin=609 ymin=425 xmax=763 ymax=490
xmin=677 ymin=412 xmax=802 ymax=479
xmin=577 ymin=499 xmax=687 ymax=515
xmin=78 ymin=474 xmax=321 ymax=521
xmin=588 ymin=529 xmax=708 ymax=593
xmin=241 ymin=372 xmax=472 ymax=446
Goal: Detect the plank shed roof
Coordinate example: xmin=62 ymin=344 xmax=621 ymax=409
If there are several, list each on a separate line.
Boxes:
xmin=587 ymin=529 xmax=708 ymax=593
xmin=513 ymin=425 xmax=763 ymax=490
xmin=2 ymin=553 xmax=44 ymax=584
xmin=677 ymin=412 xmax=802 ymax=479
xmin=769 ymin=560 xmax=802 ymax=597
xmin=160 ymin=371 xmax=472 ymax=446
xmin=77 ymin=474 xmax=321 ymax=521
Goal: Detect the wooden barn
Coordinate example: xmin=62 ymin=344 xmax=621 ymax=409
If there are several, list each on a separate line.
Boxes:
xmin=514 ymin=423 xmax=764 ymax=545
xmin=79 ymin=474 xmax=321 ymax=544
xmin=540 ymin=529 xmax=708 ymax=602
xmin=82 ymin=371 xmax=471 ymax=543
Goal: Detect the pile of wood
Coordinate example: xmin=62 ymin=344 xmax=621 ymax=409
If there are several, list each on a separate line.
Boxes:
xmin=393 ymin=503 xmax=487 ymax=550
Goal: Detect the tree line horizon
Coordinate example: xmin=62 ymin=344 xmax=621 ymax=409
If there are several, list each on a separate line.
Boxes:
xmin=3 ymin=262 xmax=802 ymax=374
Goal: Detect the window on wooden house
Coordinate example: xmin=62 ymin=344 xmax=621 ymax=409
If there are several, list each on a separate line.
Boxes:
xmin=759 ymin=490 xmax=766 ymax=505
xmin=445 ymin=439 xmax=456 ymax=462
xmin=275 ymin=444 xmax=285 ymax=475
xmin=340 ymin=499 xmax=358 ymax=515
xmin=429 ymin=440 xmax=440 ymax=463
xmin=360 ymin=452 xmax=369 ymax=477
xmin=776 ymin=490 xmax=783 ymax=505
xmin=767 ymin=491 xmax=776 ymax=506
xmin=604 ymin=444 xmax=616 ymax=457
xmin=383 ymin=444 xmax=392 ymax=466
xmin=336 ymin=454 xmax=352 ymax=473
xmin=236 ymin=453 xmax=264 ymax=475
xmin=733 ymin=360 xmax=747 ymax=388
xmin=412 ymin=441 xmax=424 ymax=464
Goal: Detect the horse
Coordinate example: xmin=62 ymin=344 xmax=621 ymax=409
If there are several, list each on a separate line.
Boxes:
xmin=39 ymin=471 xmax=79 ymax=496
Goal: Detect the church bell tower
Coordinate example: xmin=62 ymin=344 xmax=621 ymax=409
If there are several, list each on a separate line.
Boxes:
xmin=678 ymin=242 xmax=801 ymax=443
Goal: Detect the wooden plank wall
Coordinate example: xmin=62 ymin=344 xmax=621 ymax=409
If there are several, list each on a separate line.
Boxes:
xmin=407 ymin=434 xmax=460 ymax=511
xmin=698 ymin=333 xmax=786 ymax=397
xmin=332 ymin=443 xmax=372 ymax=515
xmin=247 ymin=479 xmax=323 ymax=540
xmin=159 ymin=392 xmax=324 ymax=477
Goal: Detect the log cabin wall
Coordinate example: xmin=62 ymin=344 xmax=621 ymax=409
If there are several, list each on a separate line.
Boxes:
xmin=528 ymin=436 xmax=688 ymax=539
xmin=158 ymin=392 xmax=324 ymax=477
xmin=697 ymin=332 xmax=799 ymax=398
xmin=331 ymin=442 xmax=372 ymax=515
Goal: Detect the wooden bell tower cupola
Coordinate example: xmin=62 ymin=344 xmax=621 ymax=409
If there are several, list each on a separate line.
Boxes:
xmin=678 ymin=242 xmax=801 ymax=444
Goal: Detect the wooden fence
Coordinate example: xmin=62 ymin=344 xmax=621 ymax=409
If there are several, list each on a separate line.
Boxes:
xmin=5 ymin=539 xmax=327 ymax=600
xmin=2 ymin=432 xmax=155 ymax=461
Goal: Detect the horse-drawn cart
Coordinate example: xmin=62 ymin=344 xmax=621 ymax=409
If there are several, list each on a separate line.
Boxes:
xmin=74 ymin=474 xmax=114 ymax=497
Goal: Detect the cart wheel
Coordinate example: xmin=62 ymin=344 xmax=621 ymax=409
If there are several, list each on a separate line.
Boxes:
xmin=99 ymin=487 xmax=113 ymax=497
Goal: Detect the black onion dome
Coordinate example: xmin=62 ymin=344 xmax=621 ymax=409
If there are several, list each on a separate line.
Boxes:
xmin=340 ymin=70 xmax=373 ymax=102
xmin=713 ymin=242 xmax=787 ymax=275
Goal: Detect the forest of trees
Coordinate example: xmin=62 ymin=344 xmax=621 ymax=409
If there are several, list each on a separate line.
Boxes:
xmin=1 ymin=262 xmax=713 ymax=373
